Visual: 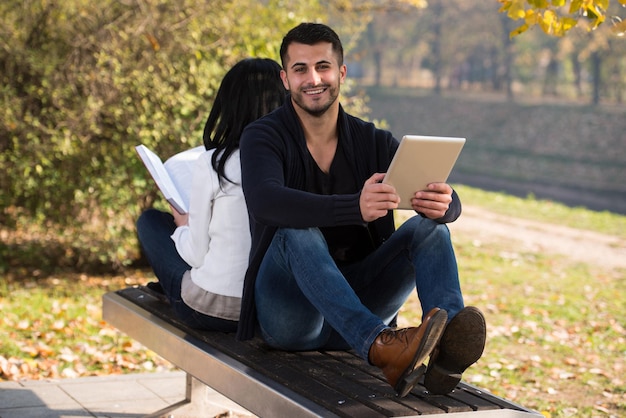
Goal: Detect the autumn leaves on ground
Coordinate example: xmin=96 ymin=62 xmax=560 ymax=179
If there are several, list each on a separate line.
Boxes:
xmin=0 ymin=272 xmax=174 ymax=380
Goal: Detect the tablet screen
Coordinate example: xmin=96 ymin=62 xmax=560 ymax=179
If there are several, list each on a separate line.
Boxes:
xmin=382 ymin=135 xmax=465 ymax=210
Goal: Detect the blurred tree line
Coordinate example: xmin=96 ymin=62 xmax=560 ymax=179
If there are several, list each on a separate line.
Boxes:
xmin=1 ymin=0 xmax=624 ymax=274
xmin=353 ymin=0 xmax=626 ymax=104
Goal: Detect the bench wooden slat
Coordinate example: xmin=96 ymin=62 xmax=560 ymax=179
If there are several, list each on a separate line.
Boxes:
xmin=441 ymin=388 xmax=502 ymax=412
xmin=102 ymin=286 xmax=542 ymax=417
xmin=283 ymin=351 xmax=422 ymax=416
xmin=205 ymin=334 xmax=387 ymax=417
xmin=322 ymin=350 xmax=472 ymax=414
xmin=297 ymin=351 xmax=447 ymax=415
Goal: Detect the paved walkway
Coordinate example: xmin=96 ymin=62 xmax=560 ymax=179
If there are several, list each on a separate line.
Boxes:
xmin=0 ymin=371 xmax=253 ymax=418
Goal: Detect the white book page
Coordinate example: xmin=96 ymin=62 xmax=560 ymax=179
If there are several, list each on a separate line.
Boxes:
xmin=163 ymin=146 xmax=205 ymax=212
xmin=135 ymin=144 xmax=202 ymax=214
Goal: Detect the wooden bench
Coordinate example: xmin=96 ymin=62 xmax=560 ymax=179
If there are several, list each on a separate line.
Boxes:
xmin=102 ymin=286 xmax=542 ymax=417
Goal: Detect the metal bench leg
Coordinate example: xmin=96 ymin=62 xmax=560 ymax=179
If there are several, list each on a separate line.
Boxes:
xmin=143 ymin=373 xmax=193 ymax=418
xmin=145 ymin=373 xmax=247 ymax=418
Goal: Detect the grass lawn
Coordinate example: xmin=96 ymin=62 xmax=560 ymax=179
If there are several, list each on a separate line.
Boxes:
xmin=1 ymin=186 xmax=625 ymax=417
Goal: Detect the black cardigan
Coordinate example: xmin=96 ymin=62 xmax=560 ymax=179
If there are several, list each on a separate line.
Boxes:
xmin=237 ymin=98 xmax=461 ymax=340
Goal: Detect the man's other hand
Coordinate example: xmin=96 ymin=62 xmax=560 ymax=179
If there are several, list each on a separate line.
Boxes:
xmin=411 ymin=182 xmax=452 ymax=219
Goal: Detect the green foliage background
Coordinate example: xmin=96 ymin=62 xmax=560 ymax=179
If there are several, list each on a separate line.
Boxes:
xmin=1 ymin=0 xmax=368 ymax=272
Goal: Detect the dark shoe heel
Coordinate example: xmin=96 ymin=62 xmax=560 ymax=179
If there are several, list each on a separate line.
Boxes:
xmin=423 ymin=362 xmax=462 ymax=394
xmin=394 ymin=309 xmax=448 ymax=397
xmin=396 ymin=364 xmax=427 ymax=397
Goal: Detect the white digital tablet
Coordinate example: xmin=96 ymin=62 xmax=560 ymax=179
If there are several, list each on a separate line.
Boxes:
xmin=382 ymin=135 xmax=466 ymax=210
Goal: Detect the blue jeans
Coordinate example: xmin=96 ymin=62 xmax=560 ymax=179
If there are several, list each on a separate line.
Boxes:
xmin=136 ymin=209 xmax=238 ymax=332
xmin=254 ymin=215 xmax=464 ymax=360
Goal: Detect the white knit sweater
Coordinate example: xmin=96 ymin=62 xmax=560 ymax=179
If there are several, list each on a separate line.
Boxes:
xmin=170 ymin=149 xmax=249 ymax=320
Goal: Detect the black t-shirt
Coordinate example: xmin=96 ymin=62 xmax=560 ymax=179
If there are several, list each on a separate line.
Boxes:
xmin=306 ymin=140 xmax=375 ymax=264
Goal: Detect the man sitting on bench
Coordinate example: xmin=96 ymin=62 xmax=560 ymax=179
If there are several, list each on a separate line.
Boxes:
xmin=238 ymin=22 xmax=486 ymax=398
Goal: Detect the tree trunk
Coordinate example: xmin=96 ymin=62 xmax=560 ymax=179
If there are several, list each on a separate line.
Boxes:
xmin=365 ymin=21 xmax=383 ymax=87
xmin=431 ymin=1 xmax=443 ymax=95
xmin=373 ymin=49 xmax=383 ymax=86
xmin=571 ymin=53 xmax=583 ymax=99
xmin=542 ymin=55 xmax=559 ymax=97
xmin=591 ymin=51 xmax=601 ymax=105
xmin=499 ymin=14 xmax=515 ymax=102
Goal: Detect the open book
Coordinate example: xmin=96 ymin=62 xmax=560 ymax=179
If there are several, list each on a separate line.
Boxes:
xmin=135 ymin=144 xmax=205 ymax=214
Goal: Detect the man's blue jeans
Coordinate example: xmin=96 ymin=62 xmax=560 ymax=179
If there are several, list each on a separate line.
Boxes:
xmin=136 ymin=208 xmax=237 ymax=332
xmin=254 ymin=215 xmax=464 ymax=360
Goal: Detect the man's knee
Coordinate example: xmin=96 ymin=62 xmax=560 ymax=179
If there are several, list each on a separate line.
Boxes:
xmin=276 ymin=226 xmax=323 ymax=239
xmin=432 ymin=223 xmax=451 ymax=240
xmin=259 ymin=316 xmax=327 ymax=351
xmin=274 ymin=227 xmax=327 ymax=249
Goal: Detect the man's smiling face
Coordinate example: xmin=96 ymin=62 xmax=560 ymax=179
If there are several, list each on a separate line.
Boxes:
xmin=280 ymin=41 xmax=346 ymax=117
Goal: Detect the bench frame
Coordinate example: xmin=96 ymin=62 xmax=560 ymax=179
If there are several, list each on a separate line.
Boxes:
xmin=104 ymin=288 xmax=329 ymax=417
xmin=103 ymin=287 xmax=542 ymax=418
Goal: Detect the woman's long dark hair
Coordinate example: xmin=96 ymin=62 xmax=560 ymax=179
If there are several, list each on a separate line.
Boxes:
xmin=203 ymin=58 xmax=286 ymax=185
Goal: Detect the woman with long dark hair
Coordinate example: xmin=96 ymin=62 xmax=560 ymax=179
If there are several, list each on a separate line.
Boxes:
xmin=136 ymin=58 xmax=285 ymax=332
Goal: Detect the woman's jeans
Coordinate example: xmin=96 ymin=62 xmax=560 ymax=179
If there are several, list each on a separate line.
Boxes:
xmin=136 ymin=209 xmax=237 ymax=332
xmin=254 ymin=215 xmax=464 ymax=360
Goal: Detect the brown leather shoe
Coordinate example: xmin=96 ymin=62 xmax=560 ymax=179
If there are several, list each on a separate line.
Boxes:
xmin=424 ymin=306 xmax=486 ymax=395
xmin=369 ymin=307 xmax=447 ymax=397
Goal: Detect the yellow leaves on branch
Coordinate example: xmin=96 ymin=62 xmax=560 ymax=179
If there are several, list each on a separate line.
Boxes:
xmin=498 ymin=0 xmax=626 ymax=37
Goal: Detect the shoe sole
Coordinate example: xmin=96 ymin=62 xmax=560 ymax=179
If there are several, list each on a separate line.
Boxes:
xmin=394 ymin=309 xmax=448 ymax=397
xmin=424 ymin=306 xmax=486 ymax=395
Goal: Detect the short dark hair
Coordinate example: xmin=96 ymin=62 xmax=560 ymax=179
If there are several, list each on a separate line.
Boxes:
xmin=203 ymin=58 xmax=286 ymax=184
xmin=279 ymin=23 xmax=344 ymax=68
